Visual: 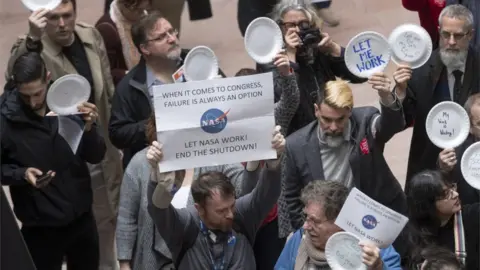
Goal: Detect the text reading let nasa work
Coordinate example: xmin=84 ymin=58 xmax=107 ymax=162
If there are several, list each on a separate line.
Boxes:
xmin=161 ymin=81 xmax=264 ymax=108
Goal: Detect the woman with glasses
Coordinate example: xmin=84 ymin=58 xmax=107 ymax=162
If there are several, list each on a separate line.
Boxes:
xmin=96 ymin=0 xmax=151 ymax=86
xmin=405 ymin=170 xmax=479 ymax=269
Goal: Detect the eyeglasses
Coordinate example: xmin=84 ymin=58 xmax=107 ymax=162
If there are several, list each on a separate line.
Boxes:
xmin=301 ymin=212 xmax=330 ymax=226
xmin=440 ymin=30 xmax=469 ymax=41
xmin=146 ymin=28 xmax=178 ymax=43
xmin=440 ymin=183 xmax=458 ymax=200
xmin=280 ymin=20 xmax=311 ymax=29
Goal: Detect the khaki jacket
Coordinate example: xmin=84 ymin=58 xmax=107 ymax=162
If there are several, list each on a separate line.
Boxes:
xmin=6 ymin=22 xmax=123 ymax=218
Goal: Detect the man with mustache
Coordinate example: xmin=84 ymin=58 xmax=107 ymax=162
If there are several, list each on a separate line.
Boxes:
xmin=281 ymin=74 xmax=409 ymax=257
xmin=109 ymin=11 xmax=225 ymax=169
xmin=392 ymin=4 xmax=479 ymax=191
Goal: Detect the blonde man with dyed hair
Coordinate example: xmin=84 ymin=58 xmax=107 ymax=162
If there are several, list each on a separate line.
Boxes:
xmin=280 ymin=68 xmax=410 ymax=259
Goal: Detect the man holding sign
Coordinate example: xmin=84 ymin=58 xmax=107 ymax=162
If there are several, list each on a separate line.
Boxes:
xmin=146 ymin=126 xmax=285 ymax=269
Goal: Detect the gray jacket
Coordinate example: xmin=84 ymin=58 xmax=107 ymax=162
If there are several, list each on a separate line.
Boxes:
xmin=147 ymin=165 xmax=281 ymax=270
xmin=116 ymin=149 xmax=250 ymax=270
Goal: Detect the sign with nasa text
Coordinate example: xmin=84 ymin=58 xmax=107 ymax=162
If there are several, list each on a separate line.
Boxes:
xmin=152 ymin=73 xmax=276 ymax=172
xmin=334 ymin=188 xmax=408 ymax=248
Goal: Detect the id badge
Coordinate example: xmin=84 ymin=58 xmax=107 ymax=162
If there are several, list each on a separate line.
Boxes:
xmin=172 ymin=65 xmax=185 ymax=83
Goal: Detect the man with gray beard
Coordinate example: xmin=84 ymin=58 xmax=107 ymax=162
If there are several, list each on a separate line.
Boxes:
xmin=281 ymin=73 xmax=409 ymax=257
xmin=393 ymin=4 xmax=480 ymax=191
xmin=108 ymin=11 xmax=225 ymax=168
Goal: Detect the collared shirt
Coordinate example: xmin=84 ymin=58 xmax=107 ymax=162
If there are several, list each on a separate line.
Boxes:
xmin=146 ymin=66 xmax=164 ymax=102
xmin=317 ymin=120 xmax=354 ymax=189
xmin=447 ymin=65 xmax=466 ymax=100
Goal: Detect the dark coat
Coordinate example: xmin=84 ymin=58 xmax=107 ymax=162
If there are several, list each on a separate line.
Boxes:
xmin=280 ymin=105 xmax=408 ymax=256
xmin=401 ymin=46 xmax=480 ymax=189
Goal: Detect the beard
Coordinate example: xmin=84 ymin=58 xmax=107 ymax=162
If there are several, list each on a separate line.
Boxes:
xmin=319 ymin=127 xmax=344 ymax=148
xmin=166 ymin=44 xmax=182 ymax=61
xmin=440 ymin=47 xmax=468 ymax=70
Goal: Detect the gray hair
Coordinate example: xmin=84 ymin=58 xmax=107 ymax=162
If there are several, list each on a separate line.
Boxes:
xmin=300 ymin=180 xmax=349 ymax=221
xmin=270 ymin=0 xmax=319 ymax=26
xmin=464 ymin=93 xmax=480 ymax=119
xmin=438 ymin=4 xmax=474 ymax=31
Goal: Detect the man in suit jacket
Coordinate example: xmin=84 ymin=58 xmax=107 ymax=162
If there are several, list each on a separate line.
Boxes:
xmin=394 ymin=4 xmax=479 ymax=189
xmin=5 ymin=1 xmax=123 ymax=269
xmin=281 ymin=74 xmax=408 ymax=257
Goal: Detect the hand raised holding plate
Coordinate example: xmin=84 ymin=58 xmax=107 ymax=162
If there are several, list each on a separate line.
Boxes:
xmin=368 ymin=72 xmax=392 ymax=96
xmin=28 ymin=8 xmax=49 ymax=40
xmin=273 ymin=50 xmax=291 ymax=76
xmin=77 ymin=102 xmax=98 ymax=131
xmin=393 ymin=64 xmax=412 ymax=98
xmin=438 ymin=148 xmax=457 ymax=172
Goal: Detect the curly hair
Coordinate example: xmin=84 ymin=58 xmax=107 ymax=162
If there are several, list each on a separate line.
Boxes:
xmin=300 ymin=180 xmax=349 ymax=221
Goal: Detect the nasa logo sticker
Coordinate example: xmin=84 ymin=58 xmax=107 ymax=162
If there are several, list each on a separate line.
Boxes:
xmin=200 ymin=108 xmax=230 ymax=134
xmin=361 ymin=215 xmax=378 ymax=230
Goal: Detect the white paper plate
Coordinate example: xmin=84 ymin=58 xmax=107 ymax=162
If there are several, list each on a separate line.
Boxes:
xmin=425 ymin=101 xmax=470 ymax=149
xmin=244 ymin=17 xmax=283 ymax=64
xmin=183 ymin=46 xmax=219 ymax=81
xmin=325 ymin=232 xmax=367 ymax=270
xmin=461 ymin=142 xmax=480 ymax=190
xmin=46 ymin=74 xmax=91 ymax=115
xmin=22 ymin=0 xmax=61 ymax=11
xmin=388 ymin=24 xmax=432 ymax=69
xmin=345 ymin=31 xmax=391 ymax=78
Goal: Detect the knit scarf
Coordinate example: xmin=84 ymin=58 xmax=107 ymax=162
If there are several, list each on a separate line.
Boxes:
xmin=110 ymin=0 xmax=141 ymax=69
xmin=295 ymin=233 xmax=330 ymax=270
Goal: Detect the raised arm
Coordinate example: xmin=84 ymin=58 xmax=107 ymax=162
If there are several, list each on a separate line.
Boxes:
xmin=367 ymin=72 xmax=406 ymax=144
xmin=146 ymin=142 xmax=195 ymax=260
xmin=233 ymin=126 xmax=285 ymax=242
xmin=272 ymin=52 xmax=300 ymax=136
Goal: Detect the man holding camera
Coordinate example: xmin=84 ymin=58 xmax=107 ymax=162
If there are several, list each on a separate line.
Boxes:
xmin=261 ymin=2 xmax=366 ymax=137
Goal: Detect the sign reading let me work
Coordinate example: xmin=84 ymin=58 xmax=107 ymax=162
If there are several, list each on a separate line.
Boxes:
xmin=152 ymin=73 xmax=276 ymax=172
xmin=345 ymin=31 xmax=391 ymax=78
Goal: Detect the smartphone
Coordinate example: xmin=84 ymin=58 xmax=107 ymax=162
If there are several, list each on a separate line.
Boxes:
xmin=37 ymin=171 xmax=53 ymax=185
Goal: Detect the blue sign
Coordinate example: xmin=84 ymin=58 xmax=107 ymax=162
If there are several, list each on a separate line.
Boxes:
xmin=352 ymin=38 xmax=386 ymax=73
xmin=200 ymin=108 xmax=230 ymax=134
xmin=361 ymin=215 xmax=378 ymax=230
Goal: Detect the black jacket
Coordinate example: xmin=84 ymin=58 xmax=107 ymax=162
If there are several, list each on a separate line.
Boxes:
xmin=402 ymin=46 xmax=480 ymax=189
xmin=0 ymin=90 xmax=106 ymax=227
xmin=108 ymin=49 xmax=226 ymax=168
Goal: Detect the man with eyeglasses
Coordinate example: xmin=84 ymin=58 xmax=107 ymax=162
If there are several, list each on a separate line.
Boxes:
xmin=108 ymin=11 xmax=225 ymax=169
xmin=5 ymin=1 xmax=123 ymax=269
xmin=392 ymin=4 xmax=480 ymax=191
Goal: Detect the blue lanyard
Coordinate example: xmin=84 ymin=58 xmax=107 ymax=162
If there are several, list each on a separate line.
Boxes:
xmin=200 ymin=221 xmax=236 ymax=270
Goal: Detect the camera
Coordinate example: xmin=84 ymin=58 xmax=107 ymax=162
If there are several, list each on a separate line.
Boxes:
xmin=298 ymin=27 xmax=322 ymax=48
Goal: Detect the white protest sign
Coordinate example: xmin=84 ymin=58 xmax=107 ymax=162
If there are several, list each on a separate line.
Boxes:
xmin=334 ymin=188 xmax=408 ymax=248
xmin=425 ymin=101 xmax=470 ymax=149
xmin=152 ymin=73 xmax=276 ymax=172
xmin=389 ymin=24 xmax=432 ymax=69
xmin=345 ymin=31 xmax=391 ymax=78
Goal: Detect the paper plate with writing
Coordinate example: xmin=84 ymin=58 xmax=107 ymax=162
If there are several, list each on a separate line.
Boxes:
xmin=461 ymin=142 xmax=480 ymax=190
xmin=345 ymin=31 xmax=391 ymax=78
xmin=425 ymin=101 xmax=470 ymax=149
xmin=325 ymin=232 xmax=367 ymax=270
xmin=183 ymin=46 xmax=219 ymax=82
xmin=244 ymin=17 xmax=283 ymax=64
xmin=388 ymin=24 xmax=432 ymax=69
xmin=22 ymin=0 xmax=61 ymax=11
